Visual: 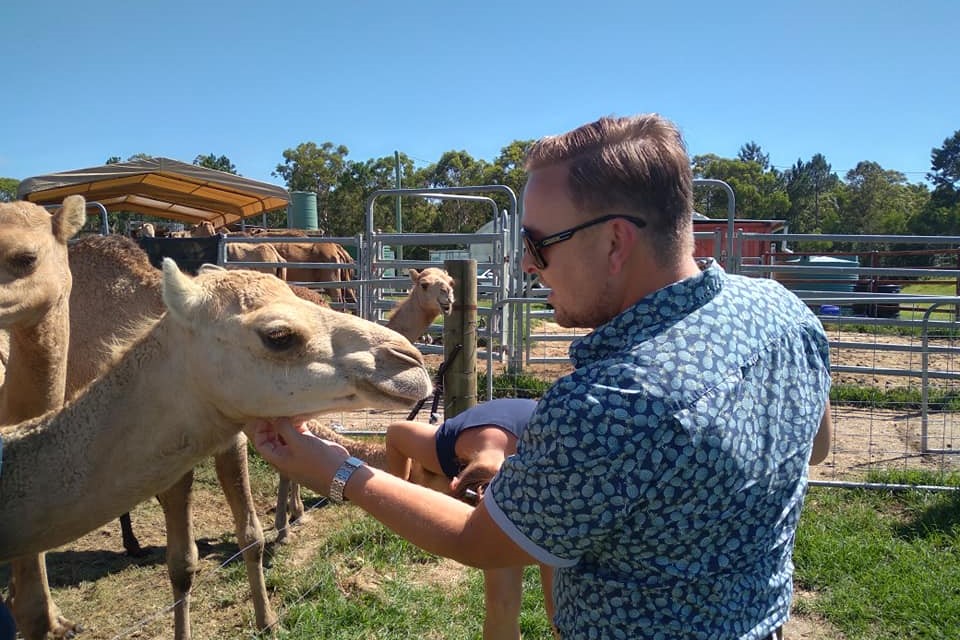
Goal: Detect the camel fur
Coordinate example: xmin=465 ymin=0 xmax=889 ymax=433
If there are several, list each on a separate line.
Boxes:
xmin=62 ymin=234 xmax=334 ymax=637
xmin=226 ymin=242 xmax=288 ymax=280
xmin=0 ymin=260 xmax=431 ymax=640
xmin=0 ymin=196 xmax=87 ymax=640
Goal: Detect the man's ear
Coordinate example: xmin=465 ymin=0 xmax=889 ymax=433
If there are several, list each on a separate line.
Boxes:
xmin=607 ymin=218 xmax=640 ymax=275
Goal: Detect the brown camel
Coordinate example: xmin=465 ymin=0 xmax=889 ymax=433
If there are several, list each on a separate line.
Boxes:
xmin=226 ymin=242 xmax=288 ymax=280
xmin=273 ymin=267 xmax=455 ymax=536
xmin=0 ymin=196 xmax=87 ymax=640
xmin=212 ymin=226 xmax=356 ymax=305
xmin=263 ymin=237 xmax=357 ymax=305
xmin=386 ymin=268 xmax=455 ymax=341
xmin=64 ymin=233 xmax=332 ymax=636
xmin=0 ymin=260 xmax=432 ymax=640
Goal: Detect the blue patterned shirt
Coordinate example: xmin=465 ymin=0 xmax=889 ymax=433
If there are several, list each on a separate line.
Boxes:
xmin=486 ymin=262 xmax=831 ymax=639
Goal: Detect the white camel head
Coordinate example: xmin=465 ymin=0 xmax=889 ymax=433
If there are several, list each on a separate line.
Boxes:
xmin=408 ymin=267 xmax=455 ymax=316
xmin=161 ymin=259 xmax=432 ymax=420
xmin=0 ymin=196 xmax=86 ymax=328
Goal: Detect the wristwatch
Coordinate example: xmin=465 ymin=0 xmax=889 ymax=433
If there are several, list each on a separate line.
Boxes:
xmin=328 ymin=456 xmax=366 ymax=505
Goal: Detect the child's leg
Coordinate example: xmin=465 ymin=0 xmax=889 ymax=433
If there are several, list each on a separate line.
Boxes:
xmin=384 ymin=420 xmax=443 ymax=480
xmin=538 ymin=564 xmax=559 ymax=639
xmin=482 ymin=567 xmax=523 ymax=640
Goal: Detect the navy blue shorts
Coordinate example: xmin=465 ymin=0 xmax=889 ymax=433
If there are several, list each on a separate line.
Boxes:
xmin=434 ymin=398 xmax=537 ymax=478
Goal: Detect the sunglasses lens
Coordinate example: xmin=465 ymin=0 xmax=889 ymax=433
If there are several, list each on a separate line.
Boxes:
xmin=521 ymin=231 xmax=546 ymax=269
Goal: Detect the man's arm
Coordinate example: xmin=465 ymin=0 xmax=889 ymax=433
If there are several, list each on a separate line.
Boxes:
xmin=809 ymin=399 xmax=833 ymax=466
xmin=347 ymin=463 xmax=537 ymax=569
xmin=247 ymin=417 xmax=538 ymax=569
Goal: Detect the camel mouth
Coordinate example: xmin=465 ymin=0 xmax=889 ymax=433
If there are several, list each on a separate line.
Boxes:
xmin=357 ymin=379 xmax=430 ymax=407
xmin=439 ymin=303 xmax=452 ymax=314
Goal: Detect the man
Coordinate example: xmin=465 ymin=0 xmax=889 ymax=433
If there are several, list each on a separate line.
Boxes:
xmin=247 ymin=112 xmax=832 ymax=639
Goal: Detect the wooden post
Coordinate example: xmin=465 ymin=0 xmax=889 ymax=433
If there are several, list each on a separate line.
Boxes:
xmin=443 ymin=259 xmax=477 ymax=420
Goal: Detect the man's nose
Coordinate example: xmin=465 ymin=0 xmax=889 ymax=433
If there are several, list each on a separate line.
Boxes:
xmin=520 ymin=250 xmax=538 ymax=274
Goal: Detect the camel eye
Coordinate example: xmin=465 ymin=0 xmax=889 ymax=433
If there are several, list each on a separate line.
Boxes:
xmin=259 ymin=327 xmax=300 ymax=352
xmin=8 ymin=252 xmax=38 ymax=274
xmin=420 ymin=283 xmax=429 ymax=290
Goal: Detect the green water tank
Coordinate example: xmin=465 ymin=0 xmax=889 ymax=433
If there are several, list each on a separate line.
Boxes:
xmin=288 ymin=191 xmax=318 ymax=230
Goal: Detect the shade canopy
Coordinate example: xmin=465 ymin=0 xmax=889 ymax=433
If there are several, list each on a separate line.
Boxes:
xmin=18 ymin=157 xmax=290 ymax=227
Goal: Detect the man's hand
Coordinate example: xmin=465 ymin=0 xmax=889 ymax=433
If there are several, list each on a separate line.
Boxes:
xmin=244 ymin=417 xmax=350 ymax=495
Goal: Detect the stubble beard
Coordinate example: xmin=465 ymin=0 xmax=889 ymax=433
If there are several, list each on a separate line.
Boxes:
xmin=552 ymin=277 xmax=617 ymax=329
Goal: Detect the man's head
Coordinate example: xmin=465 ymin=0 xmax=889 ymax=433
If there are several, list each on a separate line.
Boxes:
xmin=520 ymin=113 xmax=699 ymax=327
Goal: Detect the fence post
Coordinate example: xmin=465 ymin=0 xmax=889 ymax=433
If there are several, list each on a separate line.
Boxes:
xmin=443 ymin=259 xmax=478 ymax=419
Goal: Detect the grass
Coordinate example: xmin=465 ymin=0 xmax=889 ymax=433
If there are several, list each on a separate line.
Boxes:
xmin=830 ymin=383 xmax=960 ymax=410
xmin=259 ymin=512 xmax=554 ymax=640
xmin=220 ymin=469 xmax=960 ymax=640
xmin=794 ymin=470 xmax=960 ymax=640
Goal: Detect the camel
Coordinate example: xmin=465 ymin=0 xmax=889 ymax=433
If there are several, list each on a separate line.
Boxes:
xmin=0 ymin=259 xmax=432 ymax=640
xmin=63 ymin=233 xmax=333 ymax=634
xmin=264 ymin=237 xmax=357 ymax=306
xmin=273 ymin=267 xmax=455 ymax=535
xmin=386 ymin=268 xmax=455 ymax=341
xmin=0 ymin=196 xmax=87 ymax=640
xmin=226 ymin=242 xmax=288 ymax=280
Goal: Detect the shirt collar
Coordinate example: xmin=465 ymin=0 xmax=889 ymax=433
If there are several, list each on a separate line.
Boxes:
xmin=569 ymin=259 xmax=726 ymax=366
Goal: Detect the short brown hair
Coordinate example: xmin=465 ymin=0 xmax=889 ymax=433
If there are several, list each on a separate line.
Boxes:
xmin=525 ymin=113 xmax=694 ymax=261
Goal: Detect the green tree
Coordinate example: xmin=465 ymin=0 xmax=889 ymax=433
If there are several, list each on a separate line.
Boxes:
xmin=691 ymin=153 xmax=789 ymax=220
xmin=0 ymin=177 xmax=19 ymax=202
xmin=928 ymin=130 xmax=960 ymax=208
xmin=835 ymin=161 xmax=917 ymax=237
xmin=273 ymin=142 xmax=350 ymax=232
xmin=783 ymin=154 xmax=841 ymax=232
xmin=194 ymin=154 xmax=238 ymax=174
xmin=328 ymin=153 xmax=437 ymax=238
xmin=487 ymin=139 xmax=534 ymax=213
xmin=737 ymin=141 xmax=770 ymax=170
xmin=419 ymin=150 xmax=494 ymax=232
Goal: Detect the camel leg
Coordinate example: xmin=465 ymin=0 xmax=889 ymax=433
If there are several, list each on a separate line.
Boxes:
xmin=274 ymin=476 xmax=290 ymax=543
xmin=213 ymin=436 xmax=278 ymax=632
xmin=273 ymin=475 xmax=305 ymax=544
xmin=119 ymin=512 xmax=147 ymax=557
xmin=9 ymin=553 xmax=78 ymax=640
xmin=288 ymin=481 xmax=305 ymax=524
xmin=156 ymin=471 xmax=198 ymax=640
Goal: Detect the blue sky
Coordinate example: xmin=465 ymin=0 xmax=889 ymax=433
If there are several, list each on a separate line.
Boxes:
xmin=3 ymin=1 xmax=956 ymax=189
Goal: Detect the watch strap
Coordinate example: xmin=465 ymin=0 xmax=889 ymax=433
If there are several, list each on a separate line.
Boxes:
xmin=328 ymin=456 xmax=365 ymax=504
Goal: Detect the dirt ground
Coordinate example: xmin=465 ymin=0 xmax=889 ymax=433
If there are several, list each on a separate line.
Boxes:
xmin=5 ymin=325 xmax=954 ymax=639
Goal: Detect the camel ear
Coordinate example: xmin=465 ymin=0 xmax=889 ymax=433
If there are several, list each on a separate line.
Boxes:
xmin=198 ymin=263 xmax=226 ymax=274
xmin=52 ymin=195 xmax=87 ymax=242
xmin=162 ymin=258 xmax=207 ymax=324
xmin=408 ymin=268 xmax=420 ymax=282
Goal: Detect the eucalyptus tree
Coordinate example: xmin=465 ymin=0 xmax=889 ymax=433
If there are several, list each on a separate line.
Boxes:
xmin=194 ymin=153 xmax=238 ymax=174
xmin=327 ymin=152 xmax=437 ymax=237
xmin=836 ymin=161 xmax=918 ymax=237
xmin=273 ymin=142 xmax=350 ymax=232
xmin=0 ymin=178 xmax=18 ymax=202
xmin=691 ymin=152 xmax=789 ymax=221
xmin=418 ymin=150 xmax=495 ymax=233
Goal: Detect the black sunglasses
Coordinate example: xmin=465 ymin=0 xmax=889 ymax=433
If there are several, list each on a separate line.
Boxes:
xmin=520 ymin=214 xmax=646 ymax=269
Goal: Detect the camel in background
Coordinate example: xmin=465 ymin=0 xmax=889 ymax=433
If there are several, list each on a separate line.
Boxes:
xmin=0 ymin=196 xmax=87 ymax=639
xmin=386 ymin=268 xmax=455 ymax=341
xmin=1 ymin=260 xmax=432 ymax=640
